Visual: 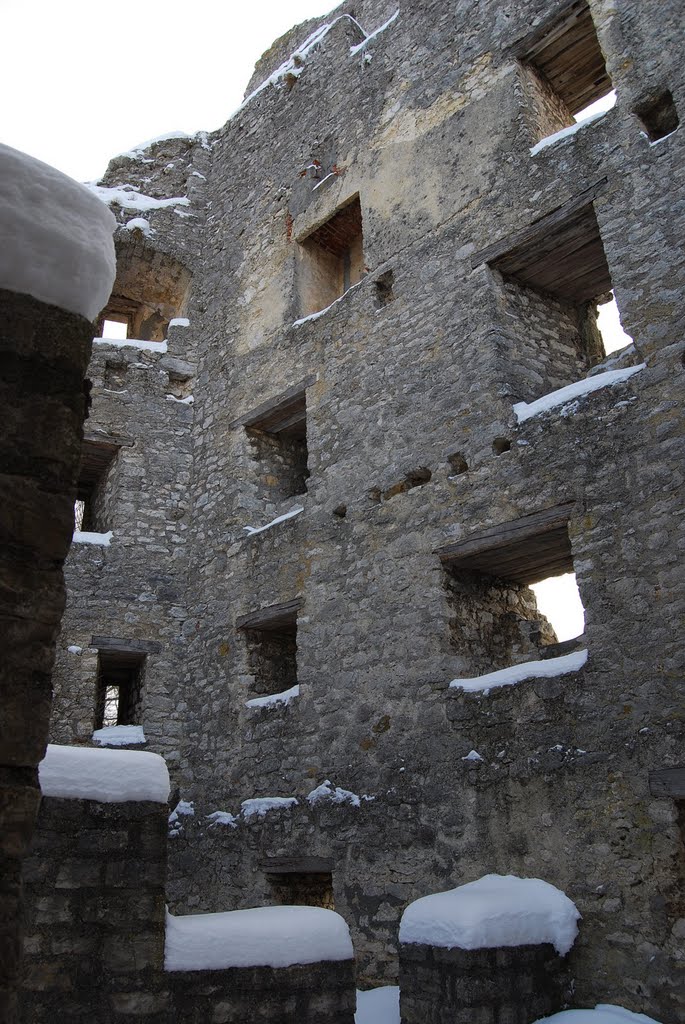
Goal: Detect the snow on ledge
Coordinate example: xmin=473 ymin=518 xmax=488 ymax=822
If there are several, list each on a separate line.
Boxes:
xmin=292 ymin=281 xmax=363 ymax=327
xmin=243 ymin=505 xmax=303 ymax=536
xmin=165 ymin=905 xmax=353 ymax=971
xmin=169 ymin=317 xmax=190 ymax=327
xmin=206 ymin=810 xmax=239 ymax=829
xmin=92 ymin=724 xmax=146 ymax=747
xmin=73 ymin=529 xmax=113 ymax=546
xmin=245 ymin=684 xmax=299 ymax=708
xmin=93 ymin=336 xmax=168 ymax=353
xmin=241 ymin=796 xmax=298 ymax=820
xmin=532 ymin=1005 xmax=663 ymax=1024
xmin=530 ymin=107 xmax=611 ymax=156
xmin=40 ymin=744 xmax=170 ymax=804
xmin=399 ymin=874 xmax=580 ymax=956
xmin=450 ymin=649 xmax=588 ymax=695
xmin=307 ymin=779 xmax=361 ymax=807
xmin=350 ymin=9 xmax=399 ymax=55
xmin=85 ymin=182 xmax=190 ymax=213
xmin=0 ymin=143 xmax=116 ymax=321
xmin=513 ymin=365 xmax=645 ymax=423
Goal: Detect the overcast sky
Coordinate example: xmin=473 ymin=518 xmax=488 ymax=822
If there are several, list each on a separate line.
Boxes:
xmin=1 ymin=0 xmax=335 ymax=182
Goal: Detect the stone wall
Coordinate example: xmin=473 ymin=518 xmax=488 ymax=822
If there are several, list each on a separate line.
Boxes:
xmin=50 ymin=0 xmax=685 ymax=1018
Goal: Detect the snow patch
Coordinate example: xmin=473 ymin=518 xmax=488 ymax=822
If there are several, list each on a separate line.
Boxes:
xmin=206 ymin=810 xmax=239 ymax=829
xmin=67 ymin=645 xmax=82 ymax=655
xmin=40 ymin=744 xmax=170 ymax=804
xmin=513 ymin=366 xmax=645 ymax=422
xmin=450 ymin=650 xmax=588 ymax=695
xmin=73 ymin=530 xmax=113 ymax=546
xmin=165 ymin=905 xmax=353 ymax=971
xmin=169 ymin=317 xmax=190 ymax=327
xmin=461 ymin=749 xmax=483 ymax=762
xmin=85 ymin=182 xmax=190 ymax=213
xmin=92 ymin=725 xmax=146 ymax=747
xmin=350 ymin=9 xmax=399 ymax=55
xmin=0 ymin=143 xmax=116 ymax=321
xmin=93 ymin=336 xmax=168 ymax=353
xmin=245 ymin=684 xmax=299 ymax=708
xmin=292 ymin=281 xmax=362 ymax=327
xmin=399 ymin=874 xmax=580 ymax=955
xmin=355 ymin=986 xmax=400 ymax=1024
xmin=124 ymin=216 xmax=152 ymax=235
xmin=307 ymin=779 xmax=362 ymax=807
xmin=243 ymin=505 xmax=303 ymax=536
xmin=530 ymin=107 xmax=612 ymax=156
xmin=241 ymin=796 xmax=298 ymax=820
xmin=166 ymin=394 xmax=194 ymax=405
xmin=532 ymin=1006 xmax=663 ymax=1024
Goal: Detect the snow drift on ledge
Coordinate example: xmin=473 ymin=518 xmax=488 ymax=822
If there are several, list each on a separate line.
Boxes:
xmin=399 ymin=874 xmax=580 ymax=956
xmin=92 ymin=724 xmax=146 ymax=747
xmin=513 ymin=365 xmax=645 ymax=422
xmin=165 ymin=906 xmax=353 ymax=971
xmin=0 ymin=143 xmax=116 ymax=321
xmin=532 ymin=1007 xmax=662 ymax=1024
xmin=39 ymin=744 xmax=169 ymax=804
xmin=449 ymin=649 xmax=588 ymax=695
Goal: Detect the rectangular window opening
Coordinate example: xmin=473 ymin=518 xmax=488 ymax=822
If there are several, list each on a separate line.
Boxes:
xmin=102 ymin=316 xmax=129 ymax=340
xmin=242 ymin=386 xmax=309 ymax=501
xmin=298 ymin=195 xmax=364 ymax=316
xmin=437 ymin=504 xmax=584 ymax=675
xmin=634 ymin=89 xmax=680 ymax=143
xmin=95 ymin=649 xmax=146 ymax=729
xmin=517 ymin=1 xmax=614 ymax=143
xmin=75 ymin=437 xmax=121 ymax=533
xmin=266 ymin=872 xmax=335 ymax=910
xmin=237 ymin=601 xmax=301 ymax=697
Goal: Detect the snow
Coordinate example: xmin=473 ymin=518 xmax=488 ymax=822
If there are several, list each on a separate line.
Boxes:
xmin=67 ymin=645 xmax=82 ymax=655
xmin=399 ymin=874 xmax=580 ymax=956
xmin=165 ymin=905 xmax=353 ymax=971
xmin=93 ymin=336 xmax=168 ymax=354
xmin=245 ymin=684 xmax=300 ymax=708
xmin=166 ymin=394 xmax=194 ymax=405
xmin=449 ymin=649 xmax=588 ymax=695
xmin=207 ymin=810 xmax=239 ymax=828
xmin=73 ymin=530 xmax=113 ymax=546
xmin=0 ymin=143 xmax=116 ymax=321
xmin=241 ymin=796 xmax=298 ymax=820
xmin=92 ymin=724 xmax=146 ymax=747
xmin=243 ymin=505 xmax=303 ymax=536
xmin=513 ymin=365 xmax=645 ymax=422
xmin=355 ymin=987 xmax=400 ymax=1024
xmin=39 ymin=744 xmax=170 ymax=804
xmin=307 ymin=779 xmax=361 ymax=807
xmin=85 ymin=182 xmax=190 ymax=213
xmin=461 ymin=749 xmax=483 ymax=762
xmin=169 ymin=317 xmax=190 ymax=327
xmin=530 ymin=107 xmax=611 ymax=156
xmin=350 ymin=9 xmax=400 ymax=55
xmin=124 ymin=216 xmax=152 ymax=235
xmin=533 ymin=1006 xmax=662 ymax=1024
xmin=292 ymin=281 xmax=362 ymax=327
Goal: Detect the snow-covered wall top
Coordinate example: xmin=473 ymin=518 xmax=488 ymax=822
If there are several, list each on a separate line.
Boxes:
xmin=399 ymin=874 xmax=580 ymax=956
xmin=0 ymin=144 xmax=116 ymax=321
xmin=39 ymin=743 xmax=170 ymax=803
xmin=165 ymin=905 xmax=354 ymax=971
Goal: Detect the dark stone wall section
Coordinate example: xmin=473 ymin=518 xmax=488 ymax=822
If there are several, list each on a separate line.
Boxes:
xmin=399 ymin=941 xmax=572 ymax=1024
xmin=0 ymin=288 xmax=93 ymax=1024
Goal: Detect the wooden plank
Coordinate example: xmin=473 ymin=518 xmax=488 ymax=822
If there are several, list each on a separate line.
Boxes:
xmin=92 ymin=636 xmax=162 ymax=654
xmin=260 ymin=857 xmax=333 ymax=874
xmin=83 ymin=430 xmax=135 ymax=448
xmin=436 ymin=503 xmax=575 ymax=563
xmin=471 ymin=182 xmax=607 ymax=270
xmin=509 ymin=0 xmax=587 ymax=59
xmin=230 ymin=377 xmax=314 ymax=431
xmin=236 ymin=598 xmax=303 ymax=631
xmin=649 ymin=768 xmax=685 ymax=798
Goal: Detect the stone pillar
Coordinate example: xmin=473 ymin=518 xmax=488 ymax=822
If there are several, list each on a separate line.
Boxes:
xmin=399 ymin=942 xmax=572 ymax=1024
xmin=0 ymin=288 xmax=97 ymax=1023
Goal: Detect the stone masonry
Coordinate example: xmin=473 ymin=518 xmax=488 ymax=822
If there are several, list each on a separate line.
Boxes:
xmin=49 ymin=1 xmax=684 ymax=1018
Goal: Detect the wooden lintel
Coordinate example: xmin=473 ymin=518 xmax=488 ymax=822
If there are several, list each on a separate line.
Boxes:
xmin=83 ymin=431 xmax=135 ymax=448
xmin=260 ymin=856 xmax=333 ymax=874
xmin=435 ymin=502 xmax=575 ymax=563
xmin=648 ymin=767 xmax=685 ymax=799
xmin=91 ymin=636 xmax=162 ymax=655
xmin=230 ymin=377 xmax=315 ymax=431
xmin=471 ymin=181 xmax=607 ymax=270
xmin=509 ymin=0 xmax=588 ymax=59
xmin=236 ymin=598 xmax=303 ymax=632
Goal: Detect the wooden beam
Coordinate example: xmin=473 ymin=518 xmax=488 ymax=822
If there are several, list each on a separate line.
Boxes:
xmin=236 ymin=598 xmax=303 ymax=632
xmin=436 ymin=503 xmax=575 ymax=563
xmin=230 ymin=377 xmax=314 ymax=432
xmin=260 ymin=857 xmax=333 ymax=874
xmin=649 ymin=767 xmax=685 ymax=799
xmin=91 ymin=636 xmax=162 ymax=654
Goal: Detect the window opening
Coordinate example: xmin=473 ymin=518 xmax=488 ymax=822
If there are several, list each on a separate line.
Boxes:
xmin=573 ymin=89 xmax=616 ymax=125
xmin=239 ymin=385 xmax=309 ymax=501
xmin=596 ymin=293 xmax=633 ymax=354
xmin=102 ymin=317 xmax=129 ymax=340
xmin=266 ymin=872 xmax=335 ymax=910
xmin=95 ymin=649 xmax=145 ymax=729
xmin=298 ymin=195 xmax=364 ymax=316
xmin=75 ymin=437 xmax=122 ymax=533
xmin=237 ymin=600 xmax=301 ymax=697
xmin=634 ymin=90 xmax=680 ymax=143
xmin=531 ymin=571 xmax=585 ymax=642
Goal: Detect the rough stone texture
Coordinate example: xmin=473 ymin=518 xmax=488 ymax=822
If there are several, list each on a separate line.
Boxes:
xmin=0 ymin=288 xmax=94 ymax=1023
xmin=50 ymin=1 xmax=684 ymax=1020
xmin=399 ymin=941 xmax=572 ymax=1024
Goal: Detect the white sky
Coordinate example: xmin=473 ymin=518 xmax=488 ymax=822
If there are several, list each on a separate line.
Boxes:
xmin=1 ymin=0 xmax=336 ymax=183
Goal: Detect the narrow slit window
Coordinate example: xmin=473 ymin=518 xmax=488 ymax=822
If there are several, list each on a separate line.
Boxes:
xmin=75 ymin=437 xmax=122 ymax=534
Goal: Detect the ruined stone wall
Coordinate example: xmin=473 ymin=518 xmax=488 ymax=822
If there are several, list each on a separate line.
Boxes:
xmin=51 ymin=0 xmax=685 ymax=1018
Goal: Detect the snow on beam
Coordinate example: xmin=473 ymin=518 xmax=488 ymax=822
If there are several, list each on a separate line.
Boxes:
xmin=449 ymin=649 xmax=588 ymax=695
xmin=399 ymin=874 xmax=580 ymax=956
xmin=165 ymin=905 xmax=354 ymax=971
xmin=39 ymin=744 xmax=170 ymax=804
